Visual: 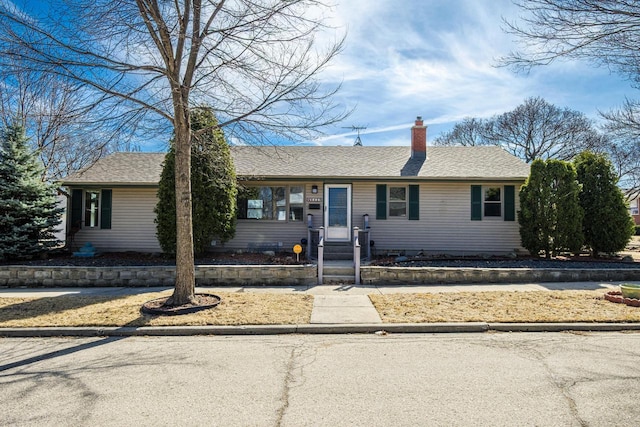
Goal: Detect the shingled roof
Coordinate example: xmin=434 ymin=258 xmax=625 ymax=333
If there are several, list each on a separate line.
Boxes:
xmin=62 ymin=145 xmax=530 ymax=186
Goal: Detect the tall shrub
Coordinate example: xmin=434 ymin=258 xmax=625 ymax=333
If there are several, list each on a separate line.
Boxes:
xmin=0 ymin=122 xmax=62 ymax=260
xmin=155 ymin=108 xmax=237 ymax=255
xmin=518 ymin=159 xmax=583 ymax=258
xmin=574 ymin=151 xmax=635 ymax=256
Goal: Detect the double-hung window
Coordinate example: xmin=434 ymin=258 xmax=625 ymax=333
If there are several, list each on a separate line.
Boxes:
xmin=375 ymin=184 xmax=419 ymax=220
xmin=85 ymin=190 xmax=101 ymax=227
xmin=389 ymin=187 xmax=407 ymax=217
xmin=471 ymin=185 xmax=515 ymax=221
xmin=483 ymin=187 xmax=501 ymax=217
xmin=71 ymin=189 xmax=112 ymax=229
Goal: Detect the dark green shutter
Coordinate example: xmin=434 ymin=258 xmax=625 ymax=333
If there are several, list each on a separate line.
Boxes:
xmin=71 ymin=189 xmax=83 ymax=228
xmin=376 ymin=184 xmax=387 ymax=220
xmin=504 ymin=185 xmax=515 ymax=221
xmin=408 ymin=185 xmax=419 ymax=220
xmin=471 ymin=185 xmax=482 ymax=221
xmin=100 ymin=189 xmax=112 ymax=229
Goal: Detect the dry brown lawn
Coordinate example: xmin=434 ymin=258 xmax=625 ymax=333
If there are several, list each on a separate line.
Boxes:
xmin=2 ymin=289 xmax=640 ymax=327
xmin=370 ymin=290 xmax=640 ymax=323
xmin=0 ymin=291 xmax=313 ymax=328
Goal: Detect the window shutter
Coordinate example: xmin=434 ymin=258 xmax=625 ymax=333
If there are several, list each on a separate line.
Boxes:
xmin=408 ymin=185 xmax=419 ymax=220
xmin=471 ymin=185 xmax=482 ymax=221
xmin=71 ymin=189 xmax=83 ymax=228
xmin=100 ymin=189 xmax=112 ymax=229
xmin=376 ymin=184 xmax=387 ymax=220
xmin=504 ymin=185 xmax=515 ymax=221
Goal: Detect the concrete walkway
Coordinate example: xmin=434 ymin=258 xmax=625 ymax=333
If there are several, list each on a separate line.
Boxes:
xmin=310 ymin=295 xmax=381 ymax=324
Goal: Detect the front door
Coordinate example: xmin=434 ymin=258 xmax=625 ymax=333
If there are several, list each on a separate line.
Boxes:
xmin=324 ymin=184 xmax=351 ymax=242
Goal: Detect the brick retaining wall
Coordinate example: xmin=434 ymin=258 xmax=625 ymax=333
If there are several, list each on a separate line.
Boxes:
xmin=0 ymin=265 xmax=317 ymax=287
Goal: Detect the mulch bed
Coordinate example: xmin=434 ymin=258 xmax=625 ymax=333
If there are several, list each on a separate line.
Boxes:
xmin=2 ymin=250 xmax=639 ymax=269
xmin=141 ymin=293 xmax=222 ymax=315
xmin=371 ymin=254 xmax=640 ymax=269
xmin=1 ymin=251 xmax=307 ymax=267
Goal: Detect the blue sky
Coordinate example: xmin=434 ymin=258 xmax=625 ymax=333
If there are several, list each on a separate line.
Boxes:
xmin=5 ymin=0 xmax=636 ymax=151
xmin=312 ymin=0 xmax=637 ymax=147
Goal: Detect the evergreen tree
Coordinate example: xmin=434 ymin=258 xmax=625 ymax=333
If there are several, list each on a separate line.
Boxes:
xmin=0 ymin=122 xmax=62 ymax=260
xmin=574 ymin=151 xmax=635 ymax=256
xmin=518 ymin=159 xmax=583 ymax=258
xmin=155 ymin=108 xmax=237 ymax=255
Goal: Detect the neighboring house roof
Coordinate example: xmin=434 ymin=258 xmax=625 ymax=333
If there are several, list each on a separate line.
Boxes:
xmin=62 ymin=145 xmax=530 ymax=186
xmin=63 ymin=152 xmax=165 ymax=186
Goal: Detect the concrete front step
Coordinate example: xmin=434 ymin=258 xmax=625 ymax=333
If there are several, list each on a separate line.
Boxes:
xmin=324 ymin=253 xmax=354 ymax=260
xmin=323 ymin=243 xmax=354 ymax=260
xmin=322 ymin=275 xmax=356 ymax=283
xmin=324 ymin=266 xmax=355 ymax=276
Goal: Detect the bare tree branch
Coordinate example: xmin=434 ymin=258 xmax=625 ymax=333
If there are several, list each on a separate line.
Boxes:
xmin=0 ymin=0 xmax=347 ymax=304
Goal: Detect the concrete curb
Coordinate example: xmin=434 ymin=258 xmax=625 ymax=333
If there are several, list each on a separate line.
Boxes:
xmin=1 ymin=322 xmax=640 ymax=337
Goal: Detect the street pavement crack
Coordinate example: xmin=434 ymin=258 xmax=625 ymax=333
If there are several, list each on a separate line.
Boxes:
xmin=275 ymin=346 xmax=297 ymax=427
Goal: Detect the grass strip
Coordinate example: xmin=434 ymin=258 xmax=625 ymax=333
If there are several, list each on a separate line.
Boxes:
xmin=369 ymin=290 xmax=640 ymax=323
xmin=0 ymin=291 xmax=313 ymax=327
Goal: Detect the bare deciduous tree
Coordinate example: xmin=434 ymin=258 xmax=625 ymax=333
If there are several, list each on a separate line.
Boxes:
xmin=0 ymin=0 xmax=347 ymax=306
xmin=0 ymin=70 xmax=141 ymax=180
xmin=433 ymin=97 xmax=603 ymax=163
xmin=432 ymin=117 xmax=489 ymax=147
xmin=503 ymin=0 xmax=640 ymax=195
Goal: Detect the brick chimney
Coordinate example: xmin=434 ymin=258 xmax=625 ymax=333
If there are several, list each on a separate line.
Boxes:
xmin=411 ymin=116 xmax=427 ymax=160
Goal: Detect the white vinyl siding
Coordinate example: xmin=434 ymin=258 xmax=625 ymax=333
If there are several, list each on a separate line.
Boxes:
xmin=71 ymin=188 xmax=161 ymax=252
xmin=352 ymin=181 xmax=523 ymax=254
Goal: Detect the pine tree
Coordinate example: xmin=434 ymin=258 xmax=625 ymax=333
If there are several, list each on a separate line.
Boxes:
xmin=574 ymin=151 xmax=635 ymax=256
xmin=0 ymin=122 xmax=63 ymax=260
xmin=155 ymin=108 xmax=237 ymax=255
xmin=518 ymin=159 xmax=583 ymax=258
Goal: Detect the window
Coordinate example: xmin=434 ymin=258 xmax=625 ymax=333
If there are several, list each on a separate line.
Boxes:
xmin=389 ymin=187 xmax=407 ymax=217
xmin=376 ymin=184 xmax=419 ymax=220
xmin=238 ymin=186 xmax=304 ymax=221
xmin=71 ymin=189 xmax=112 ymax=229
xmin=471 ymin=185 xmax=514 ymax=221
xmin=85 ymin=190 xmax=100 ymax=227
xmin=289 ymin=186 xmax=304 ymax=221
xmin=629 ymin=199 xmax=639 ymax=216
xmin=484 ymin=187 xmax=501 ymax=217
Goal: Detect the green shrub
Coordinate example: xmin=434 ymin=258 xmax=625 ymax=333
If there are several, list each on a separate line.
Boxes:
xmin=574 ymin=151 xmax=635 ymax=256
xmin=155 ymin=107 xmax=236 ymax=255
xmin=518 ymin=159 xmax=583 ymax=258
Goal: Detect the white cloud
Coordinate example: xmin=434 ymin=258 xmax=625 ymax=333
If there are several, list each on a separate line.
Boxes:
xmin=314 ymin=0 xmax=636 ymax=147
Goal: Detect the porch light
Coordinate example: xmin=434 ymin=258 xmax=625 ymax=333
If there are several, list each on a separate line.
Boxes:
xmin=307 ymin=213 xmax=313 ymax=229
xmin=311 ymin=185 xmax=318 ymax=194
xmin=363 ymin=213 xmax=370 ymax=229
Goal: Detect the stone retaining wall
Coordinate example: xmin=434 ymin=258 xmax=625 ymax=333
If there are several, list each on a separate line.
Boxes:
xmin=2 ymin=265 xmax=640 ymax=288
xmin=0 ymin=265 xmax=317 ymax=287
xmin=361 ymin=266 xmax=640 ymax=285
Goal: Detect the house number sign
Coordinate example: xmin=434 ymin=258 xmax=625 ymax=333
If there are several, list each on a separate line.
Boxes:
xmin=306 ymin=197 xmax=322 ymax=202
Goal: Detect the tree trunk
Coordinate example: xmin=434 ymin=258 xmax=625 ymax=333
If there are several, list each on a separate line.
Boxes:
xmin=167 ymin=97 xmax=196 ymax=306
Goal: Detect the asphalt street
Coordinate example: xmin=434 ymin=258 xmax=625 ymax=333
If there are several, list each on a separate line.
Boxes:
xmin=1 ymin=332 xmax=639 ymax=426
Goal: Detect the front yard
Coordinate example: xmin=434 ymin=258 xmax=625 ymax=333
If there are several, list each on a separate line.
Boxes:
xmin=1 ymin=289 xmax=640 ymax=327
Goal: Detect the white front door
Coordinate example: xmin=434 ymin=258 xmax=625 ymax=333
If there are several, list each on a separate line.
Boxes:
xmin=324 ymin=184 xmax=351 ymax=242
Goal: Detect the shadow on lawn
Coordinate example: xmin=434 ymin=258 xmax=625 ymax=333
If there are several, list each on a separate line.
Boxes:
xmin=0 ymin=294 xmax=133 ymax=324
xmin=0 ymin=293 xmax=174 ymax=328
